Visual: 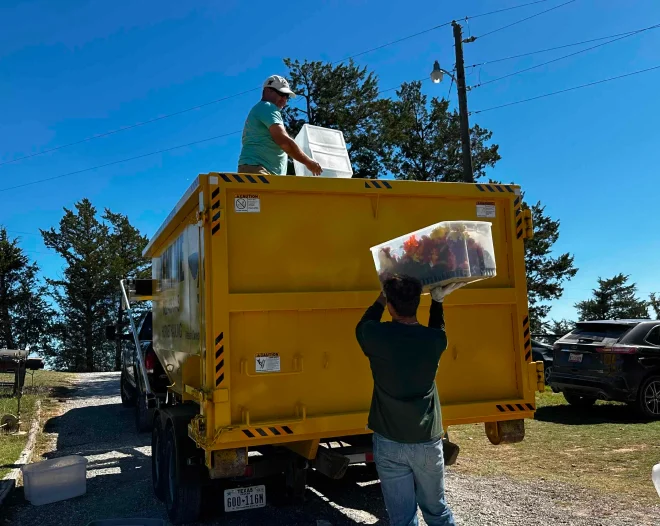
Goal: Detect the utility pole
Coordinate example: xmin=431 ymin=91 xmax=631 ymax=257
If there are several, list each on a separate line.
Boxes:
xmin=452 ymin=21 xmax=474 ymax=183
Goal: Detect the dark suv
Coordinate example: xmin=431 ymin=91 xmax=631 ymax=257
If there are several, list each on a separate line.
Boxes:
xmin=549 ymin=319 xmax=660 ymax=419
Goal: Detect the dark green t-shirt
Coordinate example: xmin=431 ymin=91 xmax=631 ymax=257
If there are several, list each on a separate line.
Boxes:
xmin=356 ymin=300 xmax=448 ymax=443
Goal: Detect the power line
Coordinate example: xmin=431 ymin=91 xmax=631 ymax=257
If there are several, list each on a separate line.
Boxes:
xmin=467 ymin=27 xmax=660 ymax=67
xmin=475 ymin=0 xmax=577 ymax=40
xmin=0 ymin=130 xmax=242 ymax=193
xmin=0 ymin=0 xmax=563 ymax=168
xmin=471 ymin=23 xmax=660 ymax=89
xmin=0 ymin=77 xmax=426 ymax=193
xmin=471 ymin=63 xmax=660 ymax=114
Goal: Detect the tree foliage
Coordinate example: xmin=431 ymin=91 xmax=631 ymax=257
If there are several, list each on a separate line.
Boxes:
xmin=381 ymin=81 xmax=501 ymax=182
xmin=524 ymin=202 xmax=578 ymax=332
xmin=42 ymin=200 xmax=149 ymax=371
xmin=283 ymin=58 xmax=388 ymax=178
xmin=0 ymin=228 xmax=55 ymax=353
xmin=576 ymin=274 xmax=649 ymax=321
xmin=649 ymin=293 xmax=660 ymax=320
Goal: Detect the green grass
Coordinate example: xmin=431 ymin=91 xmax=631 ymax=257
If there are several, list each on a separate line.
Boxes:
xmin=450 ymin=389 xmax=660 ymax=505
xmin=0 ymin=371 xmax=77 ymax=478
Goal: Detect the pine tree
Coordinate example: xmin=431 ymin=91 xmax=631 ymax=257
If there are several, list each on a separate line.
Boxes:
xmin=576 ymin=274 xmax=649 ymax=321
xmin=283 ymin=58 xmax=388 ymax=178
xmin=104 ymin=210 xmax=150 ymax=371
xmin=42 ymin=199 xmax=115 ymax=371
xmin=0 ymin=227 xmax=55 ymax=354
xmin=380 ymin=81 xmax=501 ymax=181
xmin=524 ymin=202 xmax=578 ymax=332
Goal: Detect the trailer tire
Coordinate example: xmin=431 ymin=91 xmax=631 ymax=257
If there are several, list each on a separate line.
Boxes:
xmin=120 ymin=374 xmax=135 ymax=408
xmin=164 ymin=425 xmax=203 ymax=525
xmin=135 ymin=394 xmax=150 ymax=433
xmin=151 ymin=418 xmax=166 ymax=501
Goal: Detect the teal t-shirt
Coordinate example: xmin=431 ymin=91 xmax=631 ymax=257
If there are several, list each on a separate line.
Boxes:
xmin=238 ymin=101 xmax=288 ymax=175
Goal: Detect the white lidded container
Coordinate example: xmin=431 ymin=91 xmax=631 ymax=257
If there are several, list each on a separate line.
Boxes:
xmin=22 ymin=455 xmax=88 ymax=505
xmin=293 ymin=124 xmax=353 ymax=178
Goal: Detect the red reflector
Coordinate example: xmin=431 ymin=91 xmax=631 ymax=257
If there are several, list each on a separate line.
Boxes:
xmin=144 ymin=352 xmax=155 ymax=372
xmin=365 ymin=452 xmax=374 ymax=463
xmin=244 ymin=465 xmax=254 ymax=477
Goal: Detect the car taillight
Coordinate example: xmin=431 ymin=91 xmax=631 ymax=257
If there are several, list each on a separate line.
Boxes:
xmin=600 ymin=345 xmax=639 ymax=354
xmin=145 ymin=352 xmax=156 ymax=372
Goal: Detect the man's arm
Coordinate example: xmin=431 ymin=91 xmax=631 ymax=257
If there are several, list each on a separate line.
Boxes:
xmin=428 ymin=299 xmax=446 ymax=331
xmin=355 ymin=293 xmax=386 ymax=350
xmin=269 ymin=124 xmax=322 ymax=175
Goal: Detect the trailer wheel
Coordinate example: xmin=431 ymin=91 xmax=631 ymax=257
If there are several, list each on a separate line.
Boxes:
xmin=135 ymin=394 xmax=150 ymax=433
xmin=151 ymin=418 xmax=166 ymax=501
xmin=485 ymin=419 xmax=525 ymax=445
xmin=164 ymin=425 xmax=202 ymax=524
xmin=120 ymin=374 xmax=135 ymax=408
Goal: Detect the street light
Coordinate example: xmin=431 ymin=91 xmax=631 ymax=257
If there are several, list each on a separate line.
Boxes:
xmin=430 ymin=21 xmax=474 ymax=183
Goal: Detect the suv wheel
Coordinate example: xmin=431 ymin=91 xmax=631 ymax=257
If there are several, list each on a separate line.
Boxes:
xmin=637 ymin=376 xmax=660 ymax=420
xmin=563 ymin=391 xmax=597 ymax=408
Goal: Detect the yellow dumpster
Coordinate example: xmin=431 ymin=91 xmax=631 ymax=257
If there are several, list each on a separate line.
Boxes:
xmin=139 ymin=172 xmax=540 ymax=523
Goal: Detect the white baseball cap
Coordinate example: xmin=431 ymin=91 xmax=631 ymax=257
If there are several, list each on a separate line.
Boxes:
xmin=263 ymin=75 xmax=297 ymax=97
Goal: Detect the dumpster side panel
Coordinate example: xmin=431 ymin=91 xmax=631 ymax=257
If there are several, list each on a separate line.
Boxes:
xmin=206 ymin=175 xmax=531 ymax=440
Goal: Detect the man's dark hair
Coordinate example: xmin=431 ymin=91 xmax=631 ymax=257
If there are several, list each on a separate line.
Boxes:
xmin=383 ymin=275 xmax=422 ymax=317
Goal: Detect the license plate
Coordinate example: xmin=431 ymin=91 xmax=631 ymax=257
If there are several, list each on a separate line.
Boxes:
xmin=224 ymin=485 xmax=266 ymax=512
xmin=568 ymin=353 xmax=583 ymax=363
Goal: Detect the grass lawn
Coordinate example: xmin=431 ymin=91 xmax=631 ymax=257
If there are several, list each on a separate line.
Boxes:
xmin=0 ymin=370 xmax=77 ymax=479
xmin=450 ymin=388 xmax=660 ymax=505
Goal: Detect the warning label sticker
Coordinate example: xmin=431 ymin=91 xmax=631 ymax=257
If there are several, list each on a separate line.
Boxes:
xmin=235 ymin=194 xmax=260 ymax=213
xmin=476 ymin=201 xmax=496 ymax=218
xmin=255 ymin=353 xmax=280 ymax=373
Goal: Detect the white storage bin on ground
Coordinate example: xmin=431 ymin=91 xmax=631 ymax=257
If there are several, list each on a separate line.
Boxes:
xmin=293 ymin=124 xmax=353 ymax=178
xmin=22 ymin=455 xmax=88 ymax=505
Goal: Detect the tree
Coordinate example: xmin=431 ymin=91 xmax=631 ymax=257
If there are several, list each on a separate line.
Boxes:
xmin=547 ymin=319 xmax=576 ymax=338
xmin=42 ymin=200 xmax=151 ymax=371
xmin=524 ymin=202 xmax=578 ymax=332
xmin=42 ymin=199 xmax=114 ymax=371
xmin=649 ymin=293 xmax=660 ymax=320
xmin=0 ymin=228 xmax=55 ymax=354
xmin=381 ymin=81 xmax=501 ymax=181
xmin=576 ymin=274 xmax=649 ymax=321
xmin=283 ymin=58 xmax=388 ymax=178
xmin=104 ymin=210 xmax=150 ymax=371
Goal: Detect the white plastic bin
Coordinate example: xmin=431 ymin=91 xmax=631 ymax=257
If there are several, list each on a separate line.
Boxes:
xmin=22 ymin=455 xmax=88 ymax=505
xmin=370 ymin=221 xmax=497 ymax=291
xmin=293 ymin=124 xmax=353 ymax=178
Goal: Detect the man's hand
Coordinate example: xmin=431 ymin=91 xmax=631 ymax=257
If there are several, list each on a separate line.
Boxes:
xmin=430 ymin=282 xmax=466 ymax=303
xmin=305 ymin=158 xmax=322 ymax=176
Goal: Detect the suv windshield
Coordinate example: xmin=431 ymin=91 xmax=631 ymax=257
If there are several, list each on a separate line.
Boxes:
xmin=564 ymin=322 xmax=635 ymax=342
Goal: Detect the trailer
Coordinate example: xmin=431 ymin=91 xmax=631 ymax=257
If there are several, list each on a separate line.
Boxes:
xmin=125 ymin=172 xmax=541 ymax=523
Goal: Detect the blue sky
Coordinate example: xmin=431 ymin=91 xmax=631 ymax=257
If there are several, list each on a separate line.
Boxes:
xmin=1 ymin=0 xmax=659 ymax=323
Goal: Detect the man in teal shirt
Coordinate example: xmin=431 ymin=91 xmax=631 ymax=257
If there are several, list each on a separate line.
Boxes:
xmin=238 ymin=75 xmax=322 ymax=176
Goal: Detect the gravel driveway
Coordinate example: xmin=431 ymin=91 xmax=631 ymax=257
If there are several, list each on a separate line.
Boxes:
xmin=4 ymin=372 xmax=660 ymax=525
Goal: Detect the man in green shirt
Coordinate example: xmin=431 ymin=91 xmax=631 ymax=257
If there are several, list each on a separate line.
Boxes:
xmin=238 ymin=75 xmax=322 ymax=176
xmin=356 ymin=275 xmax=463 ymax=526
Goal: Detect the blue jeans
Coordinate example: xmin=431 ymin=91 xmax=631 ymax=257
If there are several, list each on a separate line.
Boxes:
xmin=373 ymin=433 xmax=456 ymax=526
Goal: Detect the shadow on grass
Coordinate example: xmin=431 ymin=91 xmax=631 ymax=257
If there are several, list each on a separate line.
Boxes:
xmin=535 ymin=402 xmax=652 ymax=426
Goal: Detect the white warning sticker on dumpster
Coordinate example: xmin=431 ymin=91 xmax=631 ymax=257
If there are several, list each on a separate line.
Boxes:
xmin=235 ymin=195 xmax=260 ymax=213
xmin=255 ymin=353 xmax=280 ymax=373
xmin=476 ymin=201 xmax=496 ymax=218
